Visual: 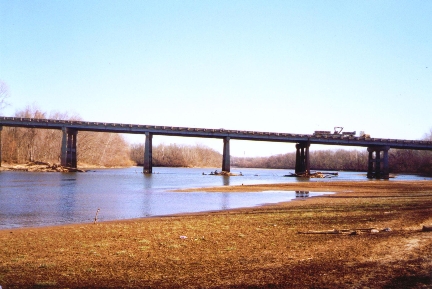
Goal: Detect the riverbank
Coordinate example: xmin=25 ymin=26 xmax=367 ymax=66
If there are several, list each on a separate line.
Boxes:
xmin=0 ymin=162 xmax=86 ymax=172
xmin=0 ymin=162 xmax=129 ymax=172
xmin=1 ymin=181 xmax=432 ymax=288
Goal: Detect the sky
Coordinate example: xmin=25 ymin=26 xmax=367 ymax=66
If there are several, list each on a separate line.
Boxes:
xmin=0 ymin=0 xmax=431 ymax=157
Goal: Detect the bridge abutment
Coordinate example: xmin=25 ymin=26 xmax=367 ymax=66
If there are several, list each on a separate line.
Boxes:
xmin=60 ymin=127 xmax=78 ymax=168
xmin=222 ymin=137 xmax=230 ymax=172
xmin=144 ymin=132 xmax=153 ymax=174
xmin=295 ymin=142 xmax=310 ymax=175
xmin=367 ymin=146 xmax=390 ymax=179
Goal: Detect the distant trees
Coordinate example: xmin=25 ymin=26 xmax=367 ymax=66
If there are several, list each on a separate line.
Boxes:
xmin=388 ymin=130 xmax=432 ymax=175
xmin=233 ymin=145 xmax=432 ymax=176
xmin=130 ymin=143 xmax=145 ymax=166
xmin=1 ymin=106 xmax=51 ymax=163
xmin=130 ymin=143 xmax=222 ymax=168
xmin=232 ymin=150 xmax=368 ymax=171
xmin=311 ymin=150 xmax=368 ymax=171
xmin=389 ymin=149 xmax=432 ymax=175
xmin=76 ymin=131 xmax=132 ymax=167
xmin=420 ymin=130 xmax=432 ymax=175
xmin=1 ymin=106 xmax=133 ymax=167
xmin=232 ymin=153 xmax=296 ymax=169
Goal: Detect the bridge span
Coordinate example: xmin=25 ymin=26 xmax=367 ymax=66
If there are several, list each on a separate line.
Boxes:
xmin=1 ymin=116 xmax=432 ymax=179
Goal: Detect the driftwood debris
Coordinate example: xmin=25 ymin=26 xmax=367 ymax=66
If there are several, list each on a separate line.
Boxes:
xmin=422 ymin=225 xmax=432 ymax=232
xmin=285 ymin=171 xmax=338 ymax=178
xmin=298 ymin=228 xmax=388 ymax=235
xmin=2 ymin=162 xmax=85 ymax=173
xmin=204 ymin=170 xmax=243 ymax=176
xmin=301 ymin=226 xmax=431 ymax=234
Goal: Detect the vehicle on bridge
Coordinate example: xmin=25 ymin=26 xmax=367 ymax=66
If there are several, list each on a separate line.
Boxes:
xmin=359 ymin=131 xmax=371 ymax=139
xmin=313 ymin=127 xmax=357 ymax=137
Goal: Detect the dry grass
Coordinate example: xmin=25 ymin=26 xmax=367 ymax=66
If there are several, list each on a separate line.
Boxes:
xmin=1 ymin=180 xmax=432 ymax=288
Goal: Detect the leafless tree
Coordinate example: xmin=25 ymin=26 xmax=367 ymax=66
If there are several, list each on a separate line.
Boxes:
xmin=130 ymin=143 xmax=145 ymax=165
xmin=130 ymin=143 xmax=222 ymax=168
xmin=78 ymin=131 xmax=132 ymax=167
xmin=423 ymin=129 xmax=432 ymax=141
xmin=0 ymin=80 xmax=10 ymax=111
xmin=1 ymin=107 xmax=133 ymax=167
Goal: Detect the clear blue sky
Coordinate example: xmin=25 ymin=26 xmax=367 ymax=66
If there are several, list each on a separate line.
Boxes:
xmin=1 ymin=0 xmax=431 ymax=156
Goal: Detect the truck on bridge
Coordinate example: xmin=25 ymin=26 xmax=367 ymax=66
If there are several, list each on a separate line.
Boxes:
xmin=313 ymin=127 xmax=357 ymax=137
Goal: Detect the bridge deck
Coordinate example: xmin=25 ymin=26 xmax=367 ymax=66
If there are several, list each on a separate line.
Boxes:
xmin=1 ymin=116 xmax=431 ymax=150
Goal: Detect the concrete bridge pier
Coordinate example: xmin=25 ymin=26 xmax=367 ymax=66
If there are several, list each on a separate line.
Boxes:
xmin=295 ymin=142 xmax=310 ymax=175
xmin=222 ymin=137 xmax=230 ymax=172
xmin=367 ymin=146 xmax=390 ymax=179
xmin=143 ymin=132 xmax=153 ymax=174
xmin=61 ymin=127 xmax=78 ymax=168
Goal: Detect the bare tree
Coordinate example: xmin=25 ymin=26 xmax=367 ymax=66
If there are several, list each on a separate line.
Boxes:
xmin=1 ymin=107 xmax=133 ymax=167
xmin=130 ymin=143 xmax=222 ymax=168
xmin=14 ymin=105 xmax=47 ymax=162
xmin=130 ymin=143 xmax=144 ymax=165
xmin=0 ymin=80 xmax=10 ymax=111
xmin=423 ymin=129 xmax=432 ymax=141
xmin=78 ymin=131 xmax=132 ymax=167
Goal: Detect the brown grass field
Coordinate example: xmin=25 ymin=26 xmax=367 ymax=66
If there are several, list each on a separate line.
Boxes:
xmin=1 ymin=180 xmax=432 ymax=288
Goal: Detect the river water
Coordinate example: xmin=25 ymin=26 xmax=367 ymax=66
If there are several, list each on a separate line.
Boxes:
xmin=1 ymin=167 xmax=430 ymax=229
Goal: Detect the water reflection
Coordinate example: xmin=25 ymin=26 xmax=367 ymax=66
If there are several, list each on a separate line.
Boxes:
xmin=58 ymin=175 xmax=77 ymax=222
xmin=222 ymin=176 xmax=230 ymax=186
xmin=143 ymin=174 xmax=154 ymax=188
xmin=221 ymin=193 xmax=229 ymax=210
xmin=295 ymin=191 xmax=309 ymax=199
xmin=142 ymin=174 xmax=153 ymax=216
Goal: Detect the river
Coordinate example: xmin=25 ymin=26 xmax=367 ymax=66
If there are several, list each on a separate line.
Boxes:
xmin=1 ymin=167 xmax=430 ymax=229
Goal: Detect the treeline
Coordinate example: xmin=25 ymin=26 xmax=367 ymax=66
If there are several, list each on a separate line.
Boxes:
xmin=232 ymin=150 xmax=369 ymax=172
xmin=130 ymin=143 xmax=222 ymax=168
xmin=1 ymin=107 xmax=133 ymax=167
xmin=129 ymin=142 xmax=432 ymax=176
xmin=233 ymin=147 xmax=432 ymax=175
xmin=390 ymin=149 xmax=432 ymax=175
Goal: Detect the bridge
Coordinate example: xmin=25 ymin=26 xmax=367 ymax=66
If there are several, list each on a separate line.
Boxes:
xmin=1 ymin=116 xmax=432 ymax=179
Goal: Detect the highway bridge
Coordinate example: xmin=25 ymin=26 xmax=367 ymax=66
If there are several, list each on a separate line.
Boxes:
xmin=1 ymin=116 xmax=432 ymax=179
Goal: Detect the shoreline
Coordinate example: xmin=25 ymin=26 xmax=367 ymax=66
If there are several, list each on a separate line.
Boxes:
xmin=0 ymin=162 xmax=133 ymax=172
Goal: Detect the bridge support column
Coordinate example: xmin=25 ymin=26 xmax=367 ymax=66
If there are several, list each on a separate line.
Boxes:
xmin=222 ymin=137 xmax=230 ymax=172
xmin=144 ymin=132 xmax=153 ymax=174
xmin=295 ymin=142 xmax=310 ymax=175
xmin=0 ymin=126 xmax=2 ymax=167
xmin=61 ymin=127 xmax=67 ymax=166
xmin=367 ymin=146 xmax=390 ymax=179
xmin=60 ymin=127 xmax=78 ymax=168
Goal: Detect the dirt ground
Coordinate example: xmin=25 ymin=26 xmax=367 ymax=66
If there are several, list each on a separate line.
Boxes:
xmin=1 ymin=180 xmax=432 ymax=288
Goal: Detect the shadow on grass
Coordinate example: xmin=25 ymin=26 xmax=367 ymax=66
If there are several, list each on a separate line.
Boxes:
xmin=383 ymin=274 xmax=431 ymax=289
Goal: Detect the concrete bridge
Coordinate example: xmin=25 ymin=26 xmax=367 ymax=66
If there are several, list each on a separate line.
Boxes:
xmin=1 ymin=116 xmax=432 ymax=179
